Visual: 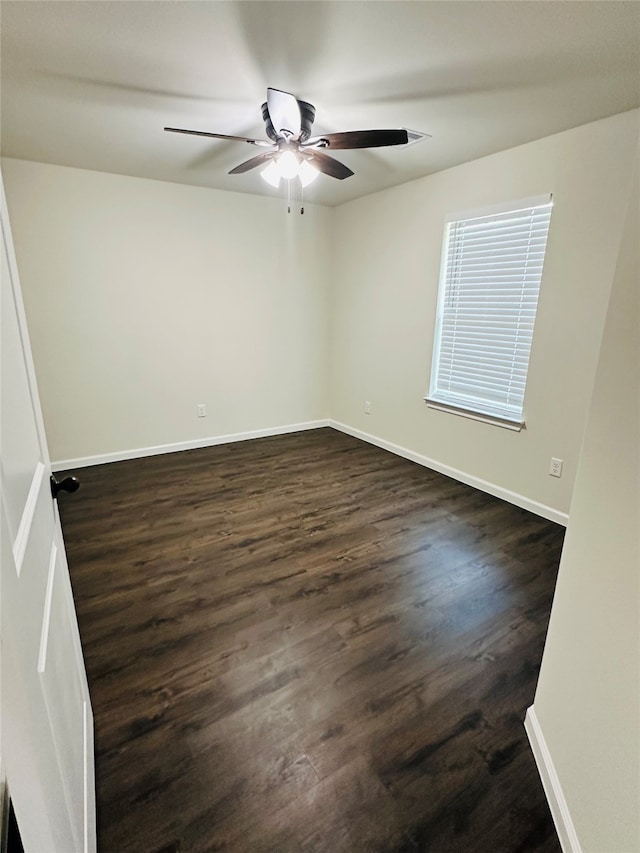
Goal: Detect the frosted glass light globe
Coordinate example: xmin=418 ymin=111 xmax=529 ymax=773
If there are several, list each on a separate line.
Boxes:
xmin=278 ymin=151 xmax=299 ymax=180
xmin=261 ymin=160 xmax=281 ymax=188
xmin=298 ymin=160 xmax=319 ymax=187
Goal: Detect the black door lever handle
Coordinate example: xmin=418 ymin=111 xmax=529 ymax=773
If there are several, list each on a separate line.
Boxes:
xmin=50 ymin=475 xmax=80 ymax=500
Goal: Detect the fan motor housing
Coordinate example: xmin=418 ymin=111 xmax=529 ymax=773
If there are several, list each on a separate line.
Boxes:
xmin=261 ymin=99 xmax=316 ymax=142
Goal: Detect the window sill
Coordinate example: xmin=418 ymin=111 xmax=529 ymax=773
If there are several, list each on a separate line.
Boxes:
xmin=424 ymin=398 xmax=525 ymax=432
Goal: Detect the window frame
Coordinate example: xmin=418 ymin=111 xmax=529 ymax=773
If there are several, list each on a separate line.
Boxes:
xmin=425 ymin=194 xmax=553 ymax=431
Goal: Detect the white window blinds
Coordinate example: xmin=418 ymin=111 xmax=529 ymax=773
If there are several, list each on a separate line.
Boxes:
xmin=428 ymin=195 xmax=552 ymax=426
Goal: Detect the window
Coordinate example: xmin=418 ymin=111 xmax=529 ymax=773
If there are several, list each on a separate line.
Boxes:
xmin=426 ymin=195 xmax=553 ymax=430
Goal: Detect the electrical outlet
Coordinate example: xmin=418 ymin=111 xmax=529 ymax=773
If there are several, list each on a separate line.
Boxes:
xmin=364 ymin=401 xmax=372 ymax=415
xmin=197 ymin=404 xmax=206 ymax=418
xmin=549 ymin=457 xmax=563 ymax=478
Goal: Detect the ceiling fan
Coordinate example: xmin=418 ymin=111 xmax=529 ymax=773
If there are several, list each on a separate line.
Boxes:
xmin=165 ymin=87 xmax=425 ymax=188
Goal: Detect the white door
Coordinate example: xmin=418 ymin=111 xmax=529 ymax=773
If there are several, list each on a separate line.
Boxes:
xmin=1 ymin=174 xmax=96 ymax=852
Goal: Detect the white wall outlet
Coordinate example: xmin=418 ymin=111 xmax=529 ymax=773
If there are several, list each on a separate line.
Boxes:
xmin=197 ymin=403 xmax=206 ymax=418
xmin=549 ymin=457 xmax=563 ymax=478
xmin=364 ymin=401 xmax=372 ymax=415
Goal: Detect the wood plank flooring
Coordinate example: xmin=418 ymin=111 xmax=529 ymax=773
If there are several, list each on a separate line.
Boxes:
xmin=58 ymin=428 xmax=564 ymax=853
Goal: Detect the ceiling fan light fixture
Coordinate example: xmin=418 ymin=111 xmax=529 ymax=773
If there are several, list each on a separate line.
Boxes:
xmin=262 ymin=151 xmax=319 ymax=189
xmin=260 ymin=159 xmax=281 ymax=188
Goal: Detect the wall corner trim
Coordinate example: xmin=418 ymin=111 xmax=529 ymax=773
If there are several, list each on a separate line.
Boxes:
xmin=525 ymin=706 xmax=582 ymax=853
xmin=51 ymin=420 xmax=330 ymax=471
xmin=328 ymin=420 xmax=569 ymax=526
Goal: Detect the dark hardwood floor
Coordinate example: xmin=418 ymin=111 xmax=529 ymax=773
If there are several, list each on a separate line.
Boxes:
xmin=59 ymin=427 xmax=564 ymax=853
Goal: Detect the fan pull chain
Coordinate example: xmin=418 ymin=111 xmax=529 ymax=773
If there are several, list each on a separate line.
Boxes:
xmin=284 ymin=179 xmax=305 ymax=215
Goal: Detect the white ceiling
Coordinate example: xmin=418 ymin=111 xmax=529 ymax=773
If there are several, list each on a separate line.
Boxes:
xmin=2 ymin=1 xmax=639 ymax=207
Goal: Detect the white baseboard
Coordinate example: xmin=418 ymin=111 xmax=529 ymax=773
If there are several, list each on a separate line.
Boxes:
xmin=525 ymin=707 xmax=582 ymax=853
xmin=53 ymin=419 xmax=569 ymax=527
xmin=51 ymin=420 xmax=330 ymax=471
xmin=328 ymin=420 xmax=569 ymax=526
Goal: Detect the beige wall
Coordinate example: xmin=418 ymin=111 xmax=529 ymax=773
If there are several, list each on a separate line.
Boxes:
xmin=2 ymin=161 xmax=331 ymax=463
xmin=3 ymin=112 xmax=638 ymax=519
xmin=330 ymin=111 xmax=639 ymax=518
xmin=532 ymin=151 xmax=639 ymax=852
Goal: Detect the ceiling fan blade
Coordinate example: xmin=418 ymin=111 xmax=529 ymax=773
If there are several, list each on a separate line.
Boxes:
xmin=267 ymin=88 xmax=302 ymax=140
xmin=304 ymin=129 xmax=409 ymax=150
xmin=228 ymin=151 xmax=277 ymax=175
xmin=306 ymin=151 xmax=354 ymax=180
xmin=164 ymin=127 xmax=272 ymax=146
